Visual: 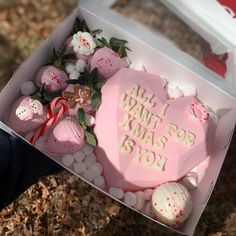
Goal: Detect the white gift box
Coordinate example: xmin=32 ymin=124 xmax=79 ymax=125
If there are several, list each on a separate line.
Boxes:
xmin=0 ymin=1 xmax=236 ymax=235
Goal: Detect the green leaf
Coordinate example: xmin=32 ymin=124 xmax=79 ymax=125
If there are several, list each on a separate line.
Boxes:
xmin=91 ymin=29 xmax=103 ymax=37
xmin=76 ymin=108 xmax=86 ymax=129
xmin=97 ymin=37 xmax=111 ymax=48
xmin=91 ymin=92 xmax=102 ymax=111
xmin=84 ymin=129 xmax=97 ymax=146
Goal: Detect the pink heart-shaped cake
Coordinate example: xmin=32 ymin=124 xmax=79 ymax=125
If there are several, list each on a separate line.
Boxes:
xmin=6 ymin=96 xmax=48 ymax=134
xmin=94 ymin=68 xmax=216 ymax=191
xmin=44 ymin=118 xmax=85 ymax=155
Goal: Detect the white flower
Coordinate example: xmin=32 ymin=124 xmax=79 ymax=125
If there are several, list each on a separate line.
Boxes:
xmin=71 ymin=31 xmax=96 ymax=56
xmin=69 ymin=70 xmax=80 ymax=80
xmin=65 ymin=63 xmax=76 ymax=74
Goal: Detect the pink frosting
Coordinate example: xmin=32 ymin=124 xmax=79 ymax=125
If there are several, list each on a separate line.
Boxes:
xmin=35 ymin=65 xmax=68 ymax=92
xmin=6 ymin=96 xmax=48 ymax=134
xmin=90 ymin=48 xmax=122 ymax=80
xmin=94 ymin=68 xmax=216 ymax=191
xmin=44 ymin=118 xmax=85 ymax=154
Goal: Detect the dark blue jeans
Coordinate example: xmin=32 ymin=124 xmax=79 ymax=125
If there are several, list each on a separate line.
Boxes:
xmin=0 ymin=128 xmax=63 ymax=211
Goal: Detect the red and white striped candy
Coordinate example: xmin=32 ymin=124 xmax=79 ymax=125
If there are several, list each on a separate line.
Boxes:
xmin=30 ymin=97 xmax=68 ymax=144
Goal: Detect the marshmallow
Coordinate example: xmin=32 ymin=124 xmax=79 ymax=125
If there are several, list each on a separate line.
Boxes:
xmin=143 ymin=202 xmax=154 ymax=218
xmin=167 ymin=83 xmax=184 ymax=99
xmin=82 ymin=144 xmax=94 ymax=155
xmin=121 ymin=57 xmax=131 ymax=68
xmin=85 ymin=114 xmax=95 ymax=127
xmin=94 ymin=175 xmax=106 ymax=189
xmin=134 ymin=191 xmax=145 ymax=210
xmin=20 ymin=81 xmax=37 ymax=96
xmin=69 ymin=70 xmax=80 ymax=80
xmin=144 ymin=189 xmax=153 ymax=201
xmin=74 ymin=150 xmax=86 ymax=162
xmin=65 ymin=63 xmax=76 ymax=74
xmin=84 ymin=153 xmax=97 ymax=168
xmin=73 ymin=162 xmax=87 ymax=174
xmin=129 ymin=63 xmax=146 ymax=72
xmin=61 ymin=154 xmax=74 ymax=167
xmin=183 ymin=172 xmax=198 ymax=190
xmin=160 ymin=75 xmax=167 ymax=87
xmin=124 ymin=192 xmax=137 ymax=207
xmin=109 ymin=187 xmax=125 ymax=199
xmin=82 ymin=169 xmax=94 ymax=182
xmin=76 ymin=59 xmax=86 ymax=73
xmin=179 ymin=84 xmax=197 ymax=97
xmin=89 ymin=162 xmax=103 ymax=177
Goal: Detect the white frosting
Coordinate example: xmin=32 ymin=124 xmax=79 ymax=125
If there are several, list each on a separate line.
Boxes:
xmin=20 ymin=81 xmax=37 ymax=96
xmin=109 ymin=187 xmax=125 ymax=199
xmin=167 ymin=83 xmax=184 ymax=99
xmin=151 ymin=182 xmax=192 ymax=227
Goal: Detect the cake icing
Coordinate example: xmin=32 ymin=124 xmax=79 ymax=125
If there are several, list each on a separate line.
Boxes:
xmin=94 ymin=68 xmax=216 ymax=191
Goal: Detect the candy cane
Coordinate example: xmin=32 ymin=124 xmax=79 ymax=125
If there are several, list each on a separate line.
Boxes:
xmin=30 ymin=97 xmax=68 ymax=145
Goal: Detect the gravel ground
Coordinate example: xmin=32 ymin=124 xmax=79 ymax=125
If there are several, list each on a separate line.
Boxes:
xmin=0 ymin=0 xmax=236 ymax=235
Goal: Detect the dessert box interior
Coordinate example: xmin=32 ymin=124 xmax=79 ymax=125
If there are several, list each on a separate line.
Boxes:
xmin=0 ymin=1 xmax=236 ymax=235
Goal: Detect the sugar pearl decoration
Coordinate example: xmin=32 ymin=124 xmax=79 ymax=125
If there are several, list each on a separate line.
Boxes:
xmin=20 ymin=81 xmax=37 ymax=96
xmin=73 ymin=162 xmax=87 ymax=174
xmin=61 ymin=154 xmax=74 ymax=167
xmin=74 ymin=151 xmax=86 ymax=162
xmin=109 ymin=187 xmax=125 ymax=199
xmin=134 ymin=191 xmax=145 ymax=210
xmin=94 ymin=175 xmax=105 ymax=189
xmin=76 ymin=59 xmax=86 ymax=73
xmin=151 ymin=182 xmax=192 ymax=227
xmin=65 ymin=63 xmax=76 ymax=74
xmin=179 ymin=84 xmax=197 ymax=97
xmin=183 ymin=172 xmax=198 ymax=190
xmin=124 ymin=192 xmax=137 ymax=207
xmin=129 ymin=63 xmax=146 ymax=72
xmin=85 ymin=114 xmax=95 ymax=127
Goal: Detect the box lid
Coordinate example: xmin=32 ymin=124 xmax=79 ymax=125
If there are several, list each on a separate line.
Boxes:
xmin=159 ymin=0 xmax=236 ymax=89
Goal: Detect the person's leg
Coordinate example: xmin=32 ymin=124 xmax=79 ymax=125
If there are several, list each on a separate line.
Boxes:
xmin=0 ymin=128 xmax=63 ymax=210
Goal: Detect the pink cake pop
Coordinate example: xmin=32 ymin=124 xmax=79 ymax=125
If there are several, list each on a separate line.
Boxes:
xmin=44 ymin=118 xmax=85 ymax=155
xmin=7 ymin=96 xmax=48 ymax=134
xmin=35 ymin=65 xmax=68 ymax=92
xmin=90 ymin=48 xmax=123 ymax=80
